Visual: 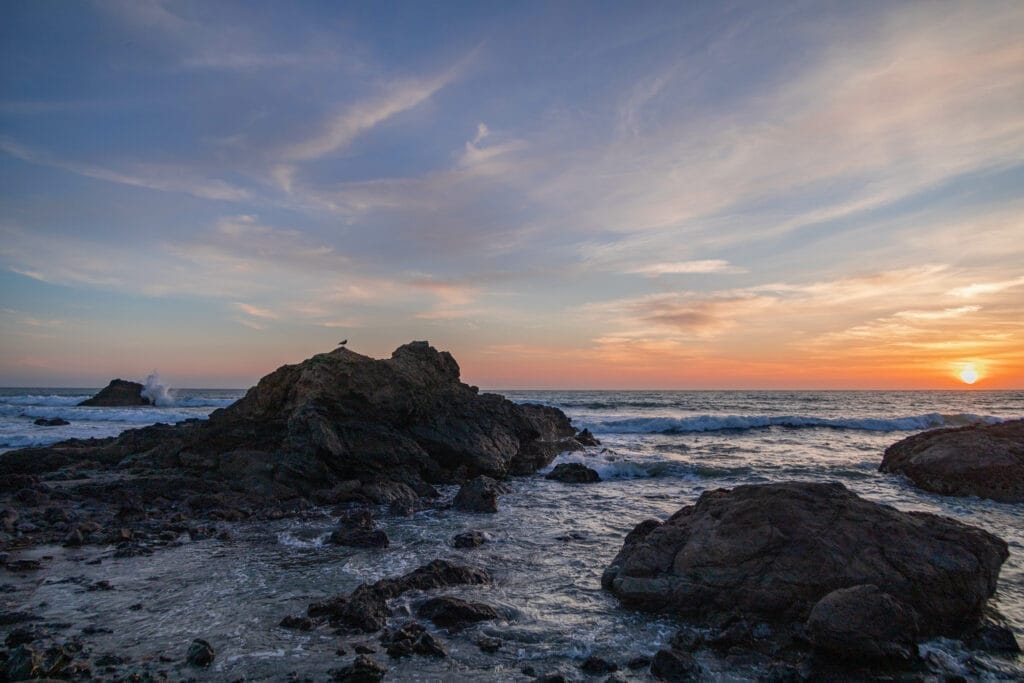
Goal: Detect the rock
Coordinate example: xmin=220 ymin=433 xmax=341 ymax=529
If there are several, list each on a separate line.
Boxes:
xmin=329 ymin=654 xmax=387 ymax=682
xmin=576 ymin=428 xmax=600 ymax=446
xmin=78 ymin=379 xmax=151 ymax=406
xmin=2 ymin=343 xmax=576 ymax=519
xmin=186 ymin=638 xmax=215 ymax=667
xmin=580 ymin=655 xmax=618 ymax=672
xmin=963 ymin=619 xmax=1021 ymax=654
xmin=279 ymin=615 xmax=315 ymax=631
xmin=380 ymin=621 xmax=447 ymax=658
xmin=34 ymin=417 xmax=70 ymax=426
xmin=477 ymin=636 xmax=502 ymax=653
xmin=6 ymin=644 xmax=41 ymax=680
xmin=453 ymin=475 xmax=501 ymax=513
xmin=626 ymin=656 xmax=651 ymax=669
xmin=327 ymin=514 xmax=390 ymax=549
xmin=5 ymin=626 xmax=43 ymax=647
xmin=806 ymin=585 xmax=919 ymax=661
xmin=353 ymin=644 xmax=376 ymax=654
xmin=880 ymin=419 xmax=1024 ymax=503
xmin=63 ymin=528 xmax=84 ymax=547
xmin=415 ymin=596 xmax=498 ymax=631
xmin=452 ymin=530 xmax=488 ymax=548
xmin=650 ymin=648 xmax=699 ymax=681
xmin=602 ymin=482 xmax=1007 ymax=638
xmin=545 ymin=462 xmax=601 ymax=483
xmin=1 ymin=508 xmax=18 ymax=533
xmin=308 ymin=559 xmax=490 ymax=633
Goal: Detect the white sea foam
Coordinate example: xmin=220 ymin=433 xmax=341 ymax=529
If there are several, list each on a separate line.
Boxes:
xmin=141 ymin=371 xmax=176 ymax=406
xmin=0 ymin=404 xmax=203 ymax=424
xmin=582 ymin=412 xmax=1006 ymax=435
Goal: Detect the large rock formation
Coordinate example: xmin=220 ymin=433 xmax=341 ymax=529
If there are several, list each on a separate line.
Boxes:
xmin=602 ymin=482 xmax=1007 ymax=642
xmin=1 ymin=343 xmax=582 ymax=514
xmin=78 ymin=379 xmax=151 ymax=406
xmin=880 ymin=419 xmax=1024 ymax=503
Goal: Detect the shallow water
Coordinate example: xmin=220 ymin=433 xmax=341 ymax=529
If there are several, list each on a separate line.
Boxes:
xmin=2 ymin=390 xmax=1022 ymax=680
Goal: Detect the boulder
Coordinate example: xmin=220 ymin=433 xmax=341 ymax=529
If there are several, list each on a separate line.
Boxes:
xmin=576 ymin=428 xmax=600 ymax=446
xmin=880 ymin=419 xmax=1024 ymax=503
xmin=453 ymin=475 xmax=501 ymax=513
xmin=327 ymin=510 xmax=389 ymax=548
xmin=545 ymin=462 xmax=601 ymax=483
xmin=805 ymin=585 xmax=919 ymax=661
xmin=602 ymin=482 xmax=1007 ymax=638
xmin=78 ymin=379 xmax=151 ymax=406
xmin=415 ymin=596 xmax=498 ymax=631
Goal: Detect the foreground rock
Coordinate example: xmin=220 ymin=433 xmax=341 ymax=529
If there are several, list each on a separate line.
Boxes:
xmin=0 ymin=342 xmax=585 ymax=550
xmin=329 ymin=654 xmax=387 ymax=682
xmin=416 ymin=596 xmax=498 ymax=631
xmin=880 ymin=419 xmax=1024 ymax=503
xmin=453 ymin=476 xmax=502 ymax=513
xmin=545 ymin=462 xmax=601 ymax=483
xmin=306 ymin=559 xmax=490 ymax=633
xmin=806 ymin=584 xmax=920 ymax=661
xmin=603 ymin=482 xmax=1007 ymax=654
xmin=78 ymin=379 xmax=151 ymax=406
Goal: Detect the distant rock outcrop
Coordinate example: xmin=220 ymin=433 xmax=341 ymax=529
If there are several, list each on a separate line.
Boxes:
xmin=880 ymin=419 xmax=1024 ymax=503
xmin=77 ymin=379 xmax=151 ymax=407
xmin=2 ymin=343 xmax=584 ymax=512
xmin=602 ymin=482 xmax=1007 ymax=652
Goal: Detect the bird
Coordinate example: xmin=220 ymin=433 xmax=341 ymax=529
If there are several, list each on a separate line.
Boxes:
xmin=338 ymin=339 xmax=348 ymax=346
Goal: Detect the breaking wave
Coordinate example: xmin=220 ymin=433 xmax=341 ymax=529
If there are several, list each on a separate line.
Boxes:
xmin=582 ymin=412 xmax=1007 ymax=435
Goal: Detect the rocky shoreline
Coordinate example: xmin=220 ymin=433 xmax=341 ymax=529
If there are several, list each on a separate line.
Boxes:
xmin=0 ymin=345 xmax=1020 ymax=680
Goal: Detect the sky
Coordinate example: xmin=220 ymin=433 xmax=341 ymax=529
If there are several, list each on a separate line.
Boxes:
xmin=1 ymin=0 xmax=1023 ymax=390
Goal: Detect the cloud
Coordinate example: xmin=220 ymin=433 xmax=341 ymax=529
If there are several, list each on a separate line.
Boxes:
xmin=626 ymin=260 xmax=744 ymax=276
xmin=0 ymin=138 xmax=251 ymax=201
xmin=948 ymin=276 xmax=1024 ymax=299
xmin=233 ymin=302 xmax=278 ymax=319
xmin=281 ymin=68 xmax=462 ymax=163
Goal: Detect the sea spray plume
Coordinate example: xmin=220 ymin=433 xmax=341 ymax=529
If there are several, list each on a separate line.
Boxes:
xmin=141 ymin=371 xmax=175 ymax=406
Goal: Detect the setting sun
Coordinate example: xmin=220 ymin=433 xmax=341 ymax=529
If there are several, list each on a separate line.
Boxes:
xmin=959 ymin=363 xmax=980 ymax=385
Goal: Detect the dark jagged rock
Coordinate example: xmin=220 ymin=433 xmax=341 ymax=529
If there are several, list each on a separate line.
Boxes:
xmin=415 ymin=596 xmax=498 ymax=631
xmin=806 ymin=585 xmax=919 ymax=661
xmin=307 ymin=559 xmax=490 ymax=633
xmin=453 ymin=475 xmax=502 ymax=513
xmin=603 ymin=482 xmax=1007 ymax=645
xmin=580 ymin=655 xmax=618 ymax=673
xmin=880 ymin=419 xmax=1024 ymax=503
xmin=185 ymin=638 xmax=215 ymax=667
xmin=329 ymin=654 xmax=387 ymax=682
xmin=78 ymin=379 xmax=151 ymax=407
xmin=545 ymin=462 xmax=601 ymax=483
xmin=34 ymin=417 xmax=70 ymax=426
xmin=650 ymin=648 xmax=700 ymax=681
xmin=576 ymin=428 xmax=600 ymax=446
xmin=380 ymin=621 xmax=447 ymax=658
xmin=279 ymin=615 xmax=314 ymax=631
xmin=6 ymin=644 xmax=42 ymax=680
xmin=452 ymin=530 xmax=488 ymax=548
xmin=1 ymin=344 xmax=579 ymax=545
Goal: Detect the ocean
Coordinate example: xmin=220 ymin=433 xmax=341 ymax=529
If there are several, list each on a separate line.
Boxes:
xmin=2 ymin=388 xmax=1022 ymax=679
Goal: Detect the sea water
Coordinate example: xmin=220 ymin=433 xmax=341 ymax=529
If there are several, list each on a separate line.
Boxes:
xmin=1 ymin=389 xmax=1022 ymax=680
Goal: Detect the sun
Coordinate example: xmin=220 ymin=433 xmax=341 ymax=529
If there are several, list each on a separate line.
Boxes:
xmin=958 ymin=363 xmax=979 ymax=385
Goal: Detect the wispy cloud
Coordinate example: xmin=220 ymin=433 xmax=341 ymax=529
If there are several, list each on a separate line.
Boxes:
xmin=948 ymin=275 xmax=1024 ymax=299
xmin=0 ymin=138 xmax=251 ymax=201
xmin=626 ymin=260 xmax=744 ymax=276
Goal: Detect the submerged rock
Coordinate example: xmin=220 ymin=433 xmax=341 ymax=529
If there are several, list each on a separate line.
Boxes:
xmin=78 ymin=379 xmax=151 ymax=406
xmin=603 ymin=482 xmax=1007 ymax=642
xmin=327 ymin=510 xmax=389 ymax=548
xmin=880 ymin=419 xmax=1024 ymax=503
xmin=453 ymin=475 xmax=502 ymax=513
xmin=380 ymin=621 xmax=447 ymax=658
xmin=545 ymin=462 xmax=601 ymax=483
xmin=307 ymin=559 xmax=490 ymax=633
xmin=33 ymin=417 xmax=70 ymax=426
xmin=452 ymin=530 xmax=489 ymax=548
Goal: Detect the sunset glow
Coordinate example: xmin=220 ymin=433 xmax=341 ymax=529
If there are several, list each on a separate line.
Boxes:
xmin=1 ymin=2 xmax=1022 ymax=389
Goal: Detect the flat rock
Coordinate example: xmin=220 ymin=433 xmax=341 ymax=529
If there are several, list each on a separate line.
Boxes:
xmin=602 ymin=482 xmax=1007 ymax=639
xmin=78 ymin=379 xmax=151 ymax=407
xmin=880 ymin=419 xmax=1024 ymax=503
